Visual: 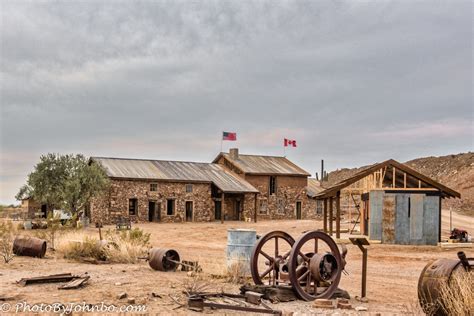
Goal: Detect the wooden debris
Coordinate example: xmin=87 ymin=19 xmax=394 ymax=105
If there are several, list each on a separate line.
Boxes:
xmin=117 ymin=292 xmax=128 ymax=299
xmin=58 ymin=276 xmax=90 ymax=290
xmin=18 ymin=273 xmax=76 ymax=286
xmin=240 ymin=284 xmax=297 ymax=303
xmin=127 ymin=297 xmax=136 ymax=304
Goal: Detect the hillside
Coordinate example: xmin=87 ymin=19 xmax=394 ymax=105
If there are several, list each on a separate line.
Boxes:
xmin=325 ymin=152 xmax=474 ymax=216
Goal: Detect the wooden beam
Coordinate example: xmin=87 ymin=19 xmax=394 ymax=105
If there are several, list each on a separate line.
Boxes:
xmin=404 ymin=172 xmax=407 ymax=188
xmin=323 ymin=198 xmax=328 ymax=233
xmin=392 ymin=167 xmax=396 ymax=188
xmin=221 ymin=192 xmax=225 ymax=224
xmin=254 ymin=193 xmax=258 ymax=223
xmin=418 ymin=180 xmax=421 ymax=188
xmin=336 ymin=192 xmax=341 ymax=239
xmin=329 ymin=197 xmax=333 ymax=236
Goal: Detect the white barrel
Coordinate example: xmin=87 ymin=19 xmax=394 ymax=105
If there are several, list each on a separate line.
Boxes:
xmin=226 ymin=228 xmax=257 ymax=274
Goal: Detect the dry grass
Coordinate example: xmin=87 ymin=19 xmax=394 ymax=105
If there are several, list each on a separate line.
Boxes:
xmin=439 ymin=269 xmax=473 ymax=316
xmin=57 ymin=228 xmax=150 ymax=263
xmin=0 ymin=221 xmax=16 ymax=263
xmin=224 ymin=261 xmax=249 ymax=284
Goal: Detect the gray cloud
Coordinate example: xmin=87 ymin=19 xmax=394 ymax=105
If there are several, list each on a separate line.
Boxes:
xmin=1 ymin=0 xmax=472 ymax=204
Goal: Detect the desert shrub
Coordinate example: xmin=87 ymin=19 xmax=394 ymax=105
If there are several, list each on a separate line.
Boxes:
xmin=439 ymin=269 xmax=473 ymax=316
xmin=62 ymin=237 xmax=107 ymax=261
xmin=224 ymin=261 xmax=248 ymax=284
xmin=0 ymin=221 xmax=16 ymax=263
xmin=119 ymin=228 xmax=151 ymax=247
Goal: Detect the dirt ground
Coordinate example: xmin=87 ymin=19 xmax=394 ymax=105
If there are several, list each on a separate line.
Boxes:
xmin=1 ymin=211 xmax=473 ymax=315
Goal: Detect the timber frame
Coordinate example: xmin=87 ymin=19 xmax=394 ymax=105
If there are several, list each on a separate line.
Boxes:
xmin=316 ymin=159 xmax=460 ymax=239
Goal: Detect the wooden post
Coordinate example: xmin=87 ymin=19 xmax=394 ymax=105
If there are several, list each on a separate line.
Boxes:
xmin=392 ymin=167 xmax=396 ymax=188
xmin=221 ymin=192 xmax=225 ymax=224
xmin=329 ymin=197 xmax=333 ymax=236
xmin=254 ymin=193 xmax=258 ymax=223
xmin=323 ymin=198 xmax=328 ymax=233
xmin=336 ymin=191 xmax=341 ymax=239
xmin=360 ymin=201 xmax=365 ymax=235
xmin=403 ymin=172 xmax=407 ymax=188
xmin=361 ymin=246 xmax=368 ymax=297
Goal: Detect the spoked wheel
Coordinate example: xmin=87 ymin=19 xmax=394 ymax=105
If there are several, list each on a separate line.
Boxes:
xmin=250 ymin=231 xmax=295 ymax=286
xmin=288 ymin=231 xmax=343 ymax=301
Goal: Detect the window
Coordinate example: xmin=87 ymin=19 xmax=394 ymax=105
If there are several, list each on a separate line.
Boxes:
xmin=167 ymin=199 xmax=175 ymax=216
xmin=259 ymin=199 xmax=268 ymax=215
xmin=129 ymin=199 xmax=138 ymax=216
xmin=150 ymin=183 xmax=158 ymax=192
xmin=316 ymin=200 xmax=323 ymax=215
xmin=186 ymin=184 xmax=193 ymax=193
xmin=269 ymin=176 xmax=277 ymax=195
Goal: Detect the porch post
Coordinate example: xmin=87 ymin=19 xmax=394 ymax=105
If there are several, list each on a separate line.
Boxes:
xmin=336 ymin=191 xmax=341 ymax=239
xmin=221 ymin=192 xmax=225 ymax=224
xmin=329 ymin=197 xmax=334 ymax=236
xmin=254 ymin=193 xmax=258 ymax=223
xmin=323 ymin=198 xmax=328 ymax=233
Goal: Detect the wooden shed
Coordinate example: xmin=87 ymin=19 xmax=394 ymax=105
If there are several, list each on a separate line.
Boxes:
xmin=315 ymin=159 xmax=460 ymax=245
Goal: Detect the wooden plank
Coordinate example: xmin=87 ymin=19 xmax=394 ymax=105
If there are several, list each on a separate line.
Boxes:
xmin=392 ymin=167 xmax=396 ymax=188
xmin=58 ymin=276 xmax=90 ymax=290
xmin=404 ymin=173 xmax=407 ymax=188
xmin=382 ymin=194 xmax=396 ymax=244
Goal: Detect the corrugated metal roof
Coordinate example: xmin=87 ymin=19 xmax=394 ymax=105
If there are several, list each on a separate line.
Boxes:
xmin=91 ymin=157 xmax=258 ymax=193
xmin=307 ymin=178 xmax=325 ymax=198
xmin=214 ymin=153 xmax=311 ymax=176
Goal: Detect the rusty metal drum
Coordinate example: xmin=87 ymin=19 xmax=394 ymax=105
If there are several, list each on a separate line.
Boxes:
xmin=148 ymin=248 xmax=180 ymax=271
xmin=13 ymin=236 xmax=47 ymax=258
xmin=417 ymin=258 xmax=464 ymax=315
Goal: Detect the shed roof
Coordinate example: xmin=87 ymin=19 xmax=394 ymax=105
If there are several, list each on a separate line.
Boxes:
xmin=316 ymin=159 xmax=461 ymax=199
xmin=307 ymin=178 xmax=325 ymax=198
xmin=91 ymin=157 xmax=258 ymax=194
xmin=213 ymin=153 xmax=311 ymax=176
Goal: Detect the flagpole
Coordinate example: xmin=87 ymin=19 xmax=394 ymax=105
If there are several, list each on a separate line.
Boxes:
xmin=220 ymin=131 xmax=223 ymax=153
xmin=283 ymin=140 xmax=286 ymax=157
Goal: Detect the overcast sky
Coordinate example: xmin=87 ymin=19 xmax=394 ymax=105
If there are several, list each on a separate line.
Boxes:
xmin=0 ymin=0 xmax=472 ymax=204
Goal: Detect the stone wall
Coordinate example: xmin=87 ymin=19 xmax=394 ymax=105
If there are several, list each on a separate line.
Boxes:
xmin=90 ymin=179 xmax=213 ymax=224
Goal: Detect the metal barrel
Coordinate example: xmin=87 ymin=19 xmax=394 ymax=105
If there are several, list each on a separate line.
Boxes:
xmin=226 ymin=229 xmax=257 ymax=274
xmin=148 ymin=248 xmax=180 ymax=272
xmin=417 ymin=258 xmax=465 ymax=315
xmin=12 ymin=236 xmax=47 ymax=258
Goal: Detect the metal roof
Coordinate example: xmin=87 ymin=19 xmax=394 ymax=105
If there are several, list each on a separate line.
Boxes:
xmin=213 ymin=153 xmax=311 ymax=176
xmin=307 ymin=178 xmax=325 ymax=198
xmin=91 ymin=157 xmax=258 ymax=194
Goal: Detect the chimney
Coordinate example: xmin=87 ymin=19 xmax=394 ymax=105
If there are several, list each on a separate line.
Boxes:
xmin=229 ymin=148 xmax=239 ymax=160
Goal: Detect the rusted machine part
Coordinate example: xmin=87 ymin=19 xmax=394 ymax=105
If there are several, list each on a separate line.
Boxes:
xmin=288 ymin=231 xmax=343 ymax=301
xmin=187 ymin=295 xmax=282 ymax=315
xmin=12 ymin=236 xmax=47 ymax=258
xmin=148 ymin=248 xmax=180 ymax=272
xmin=457 ymin=251 xmax=473 ymax=271
xmin=418 ymin=257 xmax=470 ymax=316
xmin=250 ymin=231 xmax=295 ymax=286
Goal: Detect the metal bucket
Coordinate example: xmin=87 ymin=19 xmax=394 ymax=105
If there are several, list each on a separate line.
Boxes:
xmin=226 ymin=228 xmax=257 ymax=274
xmin=148 ymin=248 xmax=180 ymax=272
xmin=417 ymin=258 xmax=465 ymax=315
xmin=13 ymin=236 xmax=47 ymax=258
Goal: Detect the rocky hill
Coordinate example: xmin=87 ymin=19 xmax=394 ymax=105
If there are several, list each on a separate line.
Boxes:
xmin=325 ymin=152 xmax=474 ymax=216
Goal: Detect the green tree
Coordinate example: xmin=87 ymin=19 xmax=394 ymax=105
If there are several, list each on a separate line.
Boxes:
xmin=16 ymin=153 xmax=109 ymax=216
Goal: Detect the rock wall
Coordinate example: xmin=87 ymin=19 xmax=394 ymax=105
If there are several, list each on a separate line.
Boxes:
xmin=90 ymin=179 xmax=213 ymax=224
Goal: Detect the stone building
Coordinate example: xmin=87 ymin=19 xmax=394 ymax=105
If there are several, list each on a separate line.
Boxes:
xmin=213 ymin=148 xmax=316 ymax=221
xmin=89 ymin=150 xmax=318 ymax=224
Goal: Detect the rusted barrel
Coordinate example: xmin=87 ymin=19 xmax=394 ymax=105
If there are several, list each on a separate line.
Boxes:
xmin=148 ymin=248 xmax=180 ymax=272
xmin=417 ymin=258 xmax=465 ymax=315
xmin=13 ymin=236 xmax=47 ymax=258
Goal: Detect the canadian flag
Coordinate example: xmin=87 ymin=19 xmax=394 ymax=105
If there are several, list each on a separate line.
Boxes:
xmin=284 ymin=138 xmax=297 ymax=147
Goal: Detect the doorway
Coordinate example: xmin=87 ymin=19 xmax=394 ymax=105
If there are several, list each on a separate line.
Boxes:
xmin=296 ymin=201 xmax=302 ymax=220
xmin=41 ymin=204 xmax=47 ymax=218
xmin=148 ymin=201 xmax=155 ymax=222
xmin=214 ymin=200 xmax=222 ymax=221
xmin=234 ymin=200 xmax=241 ymax=220
xmin=186 ymin=201 xmax=193 ymax=222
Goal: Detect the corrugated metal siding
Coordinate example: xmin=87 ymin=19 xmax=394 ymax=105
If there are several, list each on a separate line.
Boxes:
xmin=369 ymin=191 xmax=383 ymax=240
xmin=423 ymin=196 xmax=439 ymax=245
xmin=221 ymin=153 xmax=310 ymax=176
xmin=307 ymin=178 xmax=325 ymax=198
xmin=410 ymin=194 xmax=424 ymax=243
xmin=92 ymin=157 xmax=258 ymax=193
xmin=394 ymin=194 xmax=410 ymax=245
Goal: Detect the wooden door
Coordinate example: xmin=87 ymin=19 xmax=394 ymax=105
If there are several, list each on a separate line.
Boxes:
xmin=296 ymin=201 xmax=302 ymax=219
xmin=214 ymin=201 xmax=221 ymax=221
xmin=186 ymin=201 xmax=193 ymax=222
